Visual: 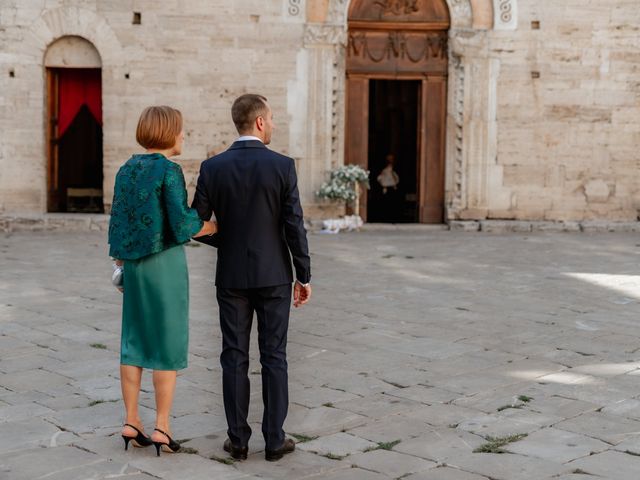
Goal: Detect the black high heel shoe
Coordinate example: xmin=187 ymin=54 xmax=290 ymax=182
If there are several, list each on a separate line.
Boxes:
xmin=152 ymin=428 xmax=181 ymax=456
xmin=121 ymin=424 xmax=152 ymax=450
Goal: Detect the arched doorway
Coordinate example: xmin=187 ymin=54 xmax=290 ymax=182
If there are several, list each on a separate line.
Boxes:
xmin=345 ymin=0 xmax=449 ymax=223
xmin=45 ymin=36 xmax=103 ymax=213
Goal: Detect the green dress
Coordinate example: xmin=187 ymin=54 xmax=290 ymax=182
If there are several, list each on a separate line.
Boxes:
xmin=108 ymin=153 xmax=204 ymax=371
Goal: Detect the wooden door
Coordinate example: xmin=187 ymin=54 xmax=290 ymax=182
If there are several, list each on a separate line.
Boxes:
xmin=345 ymin=76 xmax=370 ymax=221
xmin=46 ymin=69 xmax=60 ymax=212
xmin=419 ymin=76 xmax=447 ymax=223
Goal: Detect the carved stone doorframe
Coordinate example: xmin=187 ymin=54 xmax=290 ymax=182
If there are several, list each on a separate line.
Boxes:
xmin=302 ymin=0 xmax=518 ymax=221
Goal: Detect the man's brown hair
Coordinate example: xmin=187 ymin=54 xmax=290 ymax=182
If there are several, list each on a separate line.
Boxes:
xmin=231 ymin=94 xmax=268 ymax=134
xmin=136 ymin=106 xmax=183 ymax=150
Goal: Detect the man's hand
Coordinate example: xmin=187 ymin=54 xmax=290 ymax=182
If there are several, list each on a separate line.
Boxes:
xmin=293 ymin=281 xmax=311 ymax=308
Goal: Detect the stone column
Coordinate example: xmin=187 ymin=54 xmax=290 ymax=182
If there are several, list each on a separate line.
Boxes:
xmin=446 ymin=30 xmax=512 ymax=219
xmin=297 ymin=22 xmax=346 ymax=217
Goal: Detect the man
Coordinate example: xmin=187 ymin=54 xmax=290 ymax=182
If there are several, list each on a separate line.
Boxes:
xmin=192 ymin=94 xmax=311 ymax=461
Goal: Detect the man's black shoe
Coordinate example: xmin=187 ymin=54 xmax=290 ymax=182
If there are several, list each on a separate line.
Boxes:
xmin=223 ymin=438 xmax=248 ymax=460
xmin=265 ymin=438 xmax=295 ymax=461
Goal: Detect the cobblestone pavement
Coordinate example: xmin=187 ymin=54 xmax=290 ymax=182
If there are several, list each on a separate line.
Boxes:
xmin=2 ymin=230 xmax=640 ymax=480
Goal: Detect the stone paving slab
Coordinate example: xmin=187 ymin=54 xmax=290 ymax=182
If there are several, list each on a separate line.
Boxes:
xmin=393 ymin=427 xmax=486 ymax=463
xmin=457 ymin=409 xmax=563 ymax=437
xmin=290 ymin=385 xmax=361 ymax=408
xmin=284 ymin=404 xmax=368 ymax=437
xmin=235 ymin=450 xmax=341 ymax=480
xmin=449 ymin=452 xmax=571 ymax=480
xmin=3 ymin=231 xmax=640 ymax=479
xmin=565 ymin=450 xmax=640 ymax=479
xmin=554 ymin=412 xmax=640 ymax=445
xmin=384 ymin=384 xmax=459 ymax=405
xmin=346 ymin=415 xmax=432 ymax=444
xmin=0 ymin=446 xmax=135 ymax=480
xmin=297 ymin=432 xmax=376 ymax=457
xmin=331 ymin=392 xmax=421 ymax=418
xmin=306 ymin=467 xmax=390 ymax=480
xmin=396 ymin=403 xmax=483 ymax=428
xmin=347 ymin=449 xmax=437 ymax=478
xmin=601 ymin=398 xmax=640 ymax=419
xmin=405 ymin=466 xmax=490 ymax=480
xmin=505 ymin=427 xmax=610 ymax=463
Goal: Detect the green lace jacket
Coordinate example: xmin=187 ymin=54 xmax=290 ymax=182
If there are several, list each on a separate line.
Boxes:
xmin=108 ymin=153 xmax=204 ymax=260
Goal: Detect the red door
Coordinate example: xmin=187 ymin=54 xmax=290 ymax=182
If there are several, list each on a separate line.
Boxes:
xmin=47 ymin=68 xmax=103 ymax=213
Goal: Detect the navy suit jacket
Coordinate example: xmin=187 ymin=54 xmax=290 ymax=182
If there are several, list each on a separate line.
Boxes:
xmin=192 ymin=140 xmax=311 ymax=289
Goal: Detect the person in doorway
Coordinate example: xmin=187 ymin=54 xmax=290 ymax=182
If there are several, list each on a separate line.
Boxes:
xmin=377 ymin=153 xmax=400 ymax=194
xmin=108 ymin=106 xmax=217 ymax=456
xmin=192 ymin=94 xmax=312 ymax=462
xmin=376 ymin=153 xmax=401 ymax=222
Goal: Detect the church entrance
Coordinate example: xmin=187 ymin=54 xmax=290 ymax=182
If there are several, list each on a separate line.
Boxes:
xmin=345 ymin=0 xmax=449 ymax=224
xmin=45 ymin=37 xmax=103 ymax=213
xmin=368 ymin=79 xmax=420 ymax=223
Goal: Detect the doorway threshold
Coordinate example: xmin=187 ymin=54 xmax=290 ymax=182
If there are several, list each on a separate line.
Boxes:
xmin=361 ymin=223 xmax=449 ymax=232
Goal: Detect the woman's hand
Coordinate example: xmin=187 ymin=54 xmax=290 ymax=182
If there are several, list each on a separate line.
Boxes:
xmin=194 ymin=220 xmax=217 ymax=238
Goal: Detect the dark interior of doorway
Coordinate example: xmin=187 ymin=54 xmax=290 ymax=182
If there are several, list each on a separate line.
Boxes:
xmin=48 ymin=68 xmax=103 ymax=213
xmin=367 ymin=80 xmax=420 ymax=223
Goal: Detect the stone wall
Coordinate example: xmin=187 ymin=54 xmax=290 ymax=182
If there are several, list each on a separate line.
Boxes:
xmin=0 ymin=0 xmax=638 ymax=223
xmin=0 ymin=1 xmax=308 ymax=214
xmin=487 ymin=1 xmax=640 ymax=221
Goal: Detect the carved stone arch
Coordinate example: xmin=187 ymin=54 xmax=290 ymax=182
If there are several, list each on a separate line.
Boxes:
xmin=24 ymin=7 xmax=123 ymax=67
xmin=330 ymin=0 xmax=471 ymax=29
xmin=44 ymin=36 xmax=102 ymax=69
xmin=329 ymin=0 xmax=517 ymax=31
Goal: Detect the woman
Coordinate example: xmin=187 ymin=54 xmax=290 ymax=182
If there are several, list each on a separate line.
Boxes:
xmin=108 ymin=106 xmax=216 ymax=456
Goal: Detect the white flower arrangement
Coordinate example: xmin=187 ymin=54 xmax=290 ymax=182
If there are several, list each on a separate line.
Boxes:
xmin=316 ymin=165 xmax=370 ymax=204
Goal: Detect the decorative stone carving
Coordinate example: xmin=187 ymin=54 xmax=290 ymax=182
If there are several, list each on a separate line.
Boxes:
xmin=446 ymin=0 xmax=473 ymax=28
xmin=331 ymin=46 xmax=346 ymax=166
xmin=374 ymin=0 xmax=420 ymax=16
xmin=348 ymin=31 xmax=447 ymax=63
xmin=493 ymin=0 xmax=518 ymax=30
xmin=304 ymin=23 xmax=348 ymax=46
xmin=449 ymin=54 xmax=465 ymax=214
xmin=328 ymin=0 xmax=348 ymax=24
xmin=288 ymin=0 xmax=302 ymax=16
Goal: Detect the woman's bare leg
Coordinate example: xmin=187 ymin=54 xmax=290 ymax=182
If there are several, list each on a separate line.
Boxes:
xmin=150 ymin=370 xmax=177 ymax=442
xmin=120 ymin=365 xmax=145 ymax=436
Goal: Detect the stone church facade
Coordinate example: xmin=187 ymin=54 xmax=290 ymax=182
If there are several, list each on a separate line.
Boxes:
xmin=0 ymin=0 xmax=638 ymax=224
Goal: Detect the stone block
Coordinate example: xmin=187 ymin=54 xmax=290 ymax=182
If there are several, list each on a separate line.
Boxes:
xmin=479 ymin=221 xmax=532 ymax=233
xmin=449 ymin=221 xmax=480 ymax=232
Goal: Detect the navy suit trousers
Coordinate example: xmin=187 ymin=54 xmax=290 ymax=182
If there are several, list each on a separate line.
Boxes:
xmin=216 ymin=284 xmax=292 ymax=450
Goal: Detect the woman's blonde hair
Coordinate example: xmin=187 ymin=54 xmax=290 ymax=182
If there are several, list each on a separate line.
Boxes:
xmin=136 ymin=106 xmax=183 ymax=150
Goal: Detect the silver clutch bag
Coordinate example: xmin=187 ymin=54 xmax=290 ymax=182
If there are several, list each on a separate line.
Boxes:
xmin=112 ymin=263 xmax=124 ymax=288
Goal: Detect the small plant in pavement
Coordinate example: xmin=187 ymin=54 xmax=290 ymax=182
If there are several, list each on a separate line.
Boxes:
xmin=473 ymin=434 xmax=527 ymax=454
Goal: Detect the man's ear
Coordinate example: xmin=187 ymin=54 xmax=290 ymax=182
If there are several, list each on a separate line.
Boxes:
xmin=256 ymin=115 xmax=264 ymax=132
